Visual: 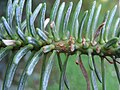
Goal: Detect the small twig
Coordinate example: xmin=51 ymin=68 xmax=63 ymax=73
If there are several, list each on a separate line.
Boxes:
xmin=104 ymin=56 xmax=114 ymax=64
xmin=104 ymin=56 xmax=120 ymax=64
xmin=115 ymin=60 xmax=120 ymax=64
xmin=76 ymin=56 xmax=90 ymax=90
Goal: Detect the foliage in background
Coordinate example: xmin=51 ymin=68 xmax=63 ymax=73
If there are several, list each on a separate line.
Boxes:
xmin=0 ymin=0 xmax=120 ymax=90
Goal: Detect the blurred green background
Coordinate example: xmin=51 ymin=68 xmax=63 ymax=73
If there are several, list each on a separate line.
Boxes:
xmin=0 ymin=0 xmax=119 ymax=90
